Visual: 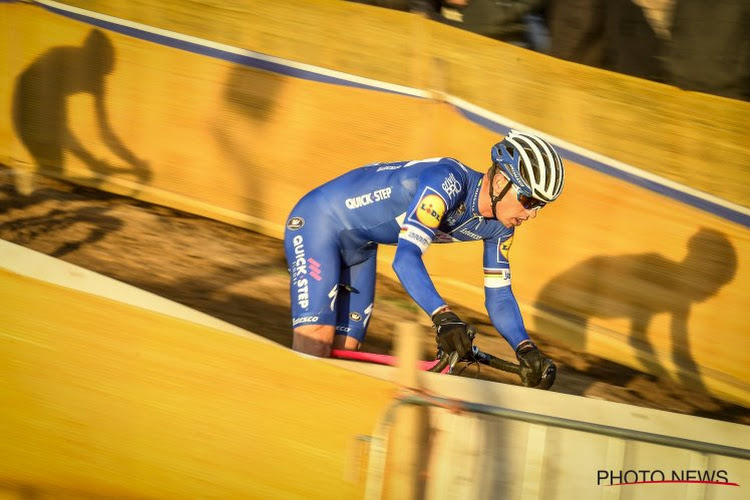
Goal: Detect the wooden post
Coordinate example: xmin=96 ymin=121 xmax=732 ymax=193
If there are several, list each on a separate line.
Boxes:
xmin=385 ymin=322 xmax=430 ymax=500
xmin=397 ymin=321 xmax=421 ymax=390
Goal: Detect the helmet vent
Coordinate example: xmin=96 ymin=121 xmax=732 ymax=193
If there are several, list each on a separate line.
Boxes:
xmin=489 ymin=129 xmax=566 ymax=202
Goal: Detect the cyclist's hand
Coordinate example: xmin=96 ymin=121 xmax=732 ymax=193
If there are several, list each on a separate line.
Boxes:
xmin=432 ymin=310 xmax=473 ymax=360
xmin=515 ymin=341 xmax=556 ymax=389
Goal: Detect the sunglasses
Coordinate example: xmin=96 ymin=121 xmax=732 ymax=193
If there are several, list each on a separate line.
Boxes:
xmin=505 ymin=181 xmax=546 ymax=210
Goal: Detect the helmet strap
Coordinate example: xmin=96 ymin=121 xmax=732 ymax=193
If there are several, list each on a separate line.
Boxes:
xmin=488 ymin=165 xmax=513 ymax=219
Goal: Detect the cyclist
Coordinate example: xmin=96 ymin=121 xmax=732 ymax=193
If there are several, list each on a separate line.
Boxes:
xmin=284 ymin=130 xmax=563 ymax=388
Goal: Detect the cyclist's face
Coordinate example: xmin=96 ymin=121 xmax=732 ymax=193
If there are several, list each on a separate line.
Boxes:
xmin=489 ymin=175 xmax=540 ymax=229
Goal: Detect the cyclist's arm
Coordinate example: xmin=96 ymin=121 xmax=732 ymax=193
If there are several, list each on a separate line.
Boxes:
xmin=393 ymin=228 xmax=445 ymax=315
xmin=392 ymin=163 xmax=461 ymax=316
xmin=483 ymin=234 xmax=531 ymax=349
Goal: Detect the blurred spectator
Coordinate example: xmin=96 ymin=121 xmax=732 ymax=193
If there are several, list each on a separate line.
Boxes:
xmin=524 ymin=6 xmax=551 ymax=53
xmin=346 ymin=0 xmax=441 ymax=14
xmin=351 ymin=0 xmax=750 ymax=102
xmin=605 ymin=0 xmax=666 ymax=81
xmin=665 ymin=0 xmax=750 ymax=101
xmin=437 ymin=0 xmax=551 ymax=52
xmin=547 ymin=0 xmax=606 ymax=67
xmin=349 ymin=1 xmax=550 ymax=52
xmin=547 ymin=0 xmax=666 ymax=81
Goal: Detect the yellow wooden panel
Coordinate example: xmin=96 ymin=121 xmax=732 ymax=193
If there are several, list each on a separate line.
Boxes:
xmin=0 ymin=269 xmax=394 ymax=498
xmin=517 ymin=161 xmax=749 ymax=403
xmin=55 ymin=0 xmax=750 ymax=206
xmin=377 ymin=108 xmax=750 ymax=405
xmin=4 ymin=245 xmax=748 ymax=499
xmin=1 ymin=4 xmax=438 ymax=233
xmin=1 ymin=2 xmax=748 ymax=404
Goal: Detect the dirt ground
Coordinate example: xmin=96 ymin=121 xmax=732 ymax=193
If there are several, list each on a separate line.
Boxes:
xmin=1 ymin=167 xmax=747 ymax=425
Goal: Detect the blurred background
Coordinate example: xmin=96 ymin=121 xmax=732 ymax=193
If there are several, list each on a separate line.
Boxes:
xmin=353 ymin=0 xmax=750 ymax=103
xmin=3 ymin=0 xmax=746 ymax=397
xmin=1 ymin=0 xmax=749 ymax=498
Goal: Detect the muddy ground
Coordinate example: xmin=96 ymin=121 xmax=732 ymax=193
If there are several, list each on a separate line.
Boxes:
xmin=1 ymin=167 xmax=747 ymax=425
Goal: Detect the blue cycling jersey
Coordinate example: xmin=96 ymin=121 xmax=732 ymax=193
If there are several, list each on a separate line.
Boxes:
xmin=283 ymin=157 xmax=530 ymax=349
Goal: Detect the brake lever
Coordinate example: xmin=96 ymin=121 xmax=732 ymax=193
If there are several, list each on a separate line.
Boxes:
xmin=537 ymin=362 xmax=557 ymax=390
xmin=446 ymin=350 xmax=461 ymax=374
xmin=434 ymin=326 xmax=477 ymax=374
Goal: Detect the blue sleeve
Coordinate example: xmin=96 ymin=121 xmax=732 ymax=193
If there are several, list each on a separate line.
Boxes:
xmin=392 ymin=242 xmax=445 ymax=315
xmin=482 ymin=233 xmax=530 ymax=349
xmin=392 ymin=160 xmax=463 ymax=316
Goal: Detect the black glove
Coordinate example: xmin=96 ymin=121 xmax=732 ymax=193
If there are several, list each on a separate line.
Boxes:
xmin=432 ymin=310 xmax=473 ymax=360
xmin=515 ymin=341 xmax=556 ymax=389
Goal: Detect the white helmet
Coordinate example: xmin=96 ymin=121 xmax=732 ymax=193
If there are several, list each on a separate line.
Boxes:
xmin=490 ymin=130 xmax=565 ymax=203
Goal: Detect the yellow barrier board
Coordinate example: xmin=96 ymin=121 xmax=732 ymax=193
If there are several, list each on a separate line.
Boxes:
xmin=386 ymin=109 xmax=750 ymax=405
xmin=53 ymin=0 xmax=750 ymax=207
xmin=4 ymin=244 xmax=749 ymax=499
xmin=1 ymin=2 xmax=748 ymax=405
xmin=0 ymin=269 xmax=394 ymax=498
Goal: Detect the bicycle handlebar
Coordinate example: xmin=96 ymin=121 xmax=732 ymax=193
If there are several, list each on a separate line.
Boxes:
xmin=330 ymin=327 xmax=554 ymax=388
xmin=428 ymin=346 xmax=521 ymax=375
xmin=429 ymin=344 xmax=557 ymax=390
xmin=427 ymin=350 xmax=461 ymax=374
xmin=470 ymin=346 xmax=521 ymax=375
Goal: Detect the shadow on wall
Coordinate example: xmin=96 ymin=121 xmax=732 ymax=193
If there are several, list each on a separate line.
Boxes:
xmin=11 ymin=29 xmax=151 ymax=190
xmin=533 ymin=228 xmax=738 ymax=389
xmin=212 ymin=64 xmax=286 ymax=217
xmin=0 ymin=168 xmax=125 ymax=258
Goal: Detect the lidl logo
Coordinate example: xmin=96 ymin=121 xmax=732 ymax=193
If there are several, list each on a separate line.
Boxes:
xmin=499 ymin=235 xmax=514 ymax=261
xmin=416 ymin=194 xmax=445 ymax=228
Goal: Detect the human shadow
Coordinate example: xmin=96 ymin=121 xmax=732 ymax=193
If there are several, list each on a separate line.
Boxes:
xmin=0 ymin=167 xmax=52 ymax=214
xmin=213 ymin=63 xmax=285 ymax=216
xmin=11 ymin=29 xmax=150 ymax=189
xmin=534 ymin=228 xmax=738 ymax=390
xmin=0 ymin=205 xmax=124 ymax=259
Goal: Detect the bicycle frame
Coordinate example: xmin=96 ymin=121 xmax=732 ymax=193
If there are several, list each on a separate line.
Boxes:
xmin=330 ymin=349 xmax=450 ymax=373
xmin=332 ymin=344 xmax=554 ymax=389
xmin=330 ymin=345 xmax=521 ymax=378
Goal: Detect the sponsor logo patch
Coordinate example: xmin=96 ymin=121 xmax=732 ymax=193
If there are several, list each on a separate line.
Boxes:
xmin=484 ymin=268 xmax=511 ymax=288
xmin=308 ymin=257 xmax=322 ymax=281
xmin=499 ymin=235 xmax=514 ymax=261
xmin=328 ymin=285 xmax=339 ymax=311
xmin=459 ymin=228 xmax=482 ymax=240
xmin=349 ymin=312 xmax=362 ymax=322
xmin=376 ymin=163 xmax=403 ymax=172
xmin=292 ymin=235 xmax=309 ymax=308
xmin=499 ymin=146 xmax=527 ymax=188
xmin=293 ymin=315 xmax=319 ymax=326
xmin=442 ymin=172 xmax=462 ymax=200
xmin=399 ymin=225 xmax=432 ymax=253
xmin=345 ymin=187 xmax=392 ymax=209
xmin=415 ymin=193 xmax=445 ymax=228
xmin=287 ymin=216 xmax=305 ymax=230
